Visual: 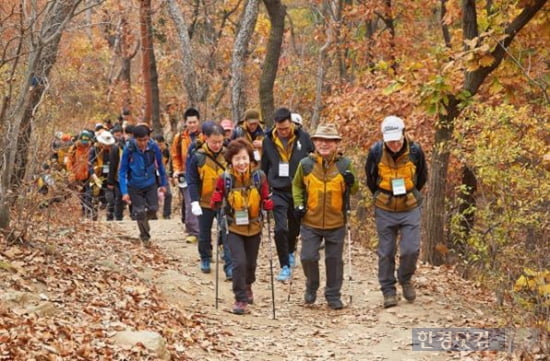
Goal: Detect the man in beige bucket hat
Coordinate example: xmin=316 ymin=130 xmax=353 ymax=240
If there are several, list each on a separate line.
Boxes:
xmin=292 ymin=123 xmax=358 ymax=309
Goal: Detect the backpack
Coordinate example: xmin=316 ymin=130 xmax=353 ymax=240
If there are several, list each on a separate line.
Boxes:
xmin=301 ymin=154 xmax=351 ymax=178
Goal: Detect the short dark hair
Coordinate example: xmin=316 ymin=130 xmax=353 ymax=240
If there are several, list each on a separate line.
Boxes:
xmin=202 ymin=121 xmax=224 ymax=137
xmin=133 ymin=124 xmax=150 ymax=138
xmin=273 ymin=107 xmax=291 ymax=123
xmin=153 ymin=134 xmax=165 ymax=142
xmin=184 ymin=107 xmax=200 ymax=120
xmin=224 ymin=138 xmax=255 ymax=165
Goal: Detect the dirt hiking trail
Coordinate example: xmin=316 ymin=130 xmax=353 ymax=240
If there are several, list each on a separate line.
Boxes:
xmin=109 ymin=218 xmax=503 ymax=361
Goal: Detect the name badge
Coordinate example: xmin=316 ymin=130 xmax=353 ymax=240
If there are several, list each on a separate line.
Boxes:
xmin=235 ymin=210 xmax=249 ymax=225
xmin=279 ymin=163 xmax=289 ymax=177
xmin=102 ymin=164 xmax=109 ymax=174
xmin=391 ymin=178 xmax=407 ymax=196
xmin=253 ymin=150 xmax=261 ymax=162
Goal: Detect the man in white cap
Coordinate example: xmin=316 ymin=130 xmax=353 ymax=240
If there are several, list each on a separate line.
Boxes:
xmin=89 ymin=130 xmax=116 ymax=220
xmin=365 ymin=116 xmax=427 ymax=308
xmin=292 ymin=123 xmax=358 ymax=310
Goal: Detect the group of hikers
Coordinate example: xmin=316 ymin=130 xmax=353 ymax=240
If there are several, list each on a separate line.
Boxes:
xmin=45 ymin=106 xmax=427 ymax=315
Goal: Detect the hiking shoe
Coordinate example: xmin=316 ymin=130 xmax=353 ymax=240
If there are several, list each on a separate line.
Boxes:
xmin=402 ymin=282 xmax=416 ymax=302
xmin=232 ymin=301 xmax=248 ymax=315
xmin=277 ymin=266 xmax=291 ymax=281
xmin=142 ymin=239 xmax=152 ymax=248
xmin=185 ymin=235 xmax=198 ymax=244
xmin=225 ymin=268 xmax=233 ymax=281
xmin=246 ymin=285 xmax=254 ymax=304
xmin=383 ymin=294 xmax=398 ymax=308
xmin=304 ymin=290 xmax=316 ymax=305
xmin=327 ymin=299 xmax=344 ymax=310
xmin=200 ymin=259 xmax=211 ymax=273
xmin=289 ymin=253 xmax=296 ymax=268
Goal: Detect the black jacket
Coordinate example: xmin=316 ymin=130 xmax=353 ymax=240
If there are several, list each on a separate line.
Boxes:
xmin=261 ymin=127 xmax=314 ymax=191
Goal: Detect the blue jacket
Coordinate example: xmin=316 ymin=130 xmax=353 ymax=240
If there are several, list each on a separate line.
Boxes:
xmin=119 ymin=139 xmax=168 ymax=195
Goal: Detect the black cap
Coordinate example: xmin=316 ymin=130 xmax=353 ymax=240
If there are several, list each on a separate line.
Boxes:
xmin=273 ymin=107 xmax=291 ymax=123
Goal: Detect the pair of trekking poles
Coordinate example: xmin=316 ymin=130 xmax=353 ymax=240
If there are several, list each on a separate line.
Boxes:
xmin=212 ymin=209 xmax=276 ymax=319
xmin=214 ymin=194 xmax=353 ymax=318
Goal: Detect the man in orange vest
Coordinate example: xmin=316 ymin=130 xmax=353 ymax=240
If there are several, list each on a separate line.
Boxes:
xmin=170 ymin=107 xmax=201 ymax=243
xmin=365 ymin=116 xmax=427 ymax=308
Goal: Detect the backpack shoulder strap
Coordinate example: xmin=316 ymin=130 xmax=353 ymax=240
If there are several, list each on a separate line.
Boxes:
xmin=223 ymin=171 xmax=232 ymax=193
xmin=335 ymin=156 xmax=351 ymax=175
xmin=251 ymin=169 xmax=262 ymax=190
xmin=301 ymin=155 xmax=315 ymax=176
xmin=372 ymin=141 xmax=384 ymax=164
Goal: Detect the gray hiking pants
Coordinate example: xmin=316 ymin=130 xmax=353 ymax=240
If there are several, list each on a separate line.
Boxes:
xmin=300 ymin=225 xmax=345 ymax=302
xmin=375 ymin=207 xmax=421 ymax=296
xmin=183 ymin=187 xmax=199 ymax=236
xmin=128 ymin=184 xmax=158 ymax=241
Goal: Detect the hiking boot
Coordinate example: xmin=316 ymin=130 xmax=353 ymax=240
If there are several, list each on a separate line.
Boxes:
xmin=304 ymin=290 xmax=316 ymax=305
xmin=225 ymin=268 xmax=233 ymax=281
xmin=402 ymin=282 xmax=416 ymax=302
xmin=383 ymin=294 xmax=398 ymax=308
xmin=200 ymin=259 xmax=211 ymax=273
xmin=327 ymin=299 xmax=344 ymax=310
xmin=232 ymin=301 xmax=248 ymax=315
xmin=185 ymin=235 xmax=197 ymax=244
xmin=277 ymin=266 xmax=291 ymax=281
xmin=289 ymin=253 xmax=296 ymax=268
xmin=142 ymin=239 xmax=152 ymax=248
xmin=245 ymin=284 xmax=254 ymax=304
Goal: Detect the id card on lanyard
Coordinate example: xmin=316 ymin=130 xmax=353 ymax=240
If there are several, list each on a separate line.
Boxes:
xmin=279 ymin=163 xmax=289 ymax=177
xmin=391 ymin=178 xmax=406 ymax=196
xmin=235 ymin=209 xmax=249 ymax=225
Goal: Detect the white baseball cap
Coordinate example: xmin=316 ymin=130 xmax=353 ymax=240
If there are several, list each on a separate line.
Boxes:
xmin=291 ymin=113 xmax=303 ymax=126
xmin=381 ymin=116 xmax=405 ymax=142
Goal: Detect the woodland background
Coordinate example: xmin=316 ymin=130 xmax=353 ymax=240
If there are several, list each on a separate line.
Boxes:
xmin=0 ymin=0 xmax=548 ymax=335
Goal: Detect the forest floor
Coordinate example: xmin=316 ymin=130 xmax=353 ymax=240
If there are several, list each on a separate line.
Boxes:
xmin=0 ymin=201 xmax=543 ymax=361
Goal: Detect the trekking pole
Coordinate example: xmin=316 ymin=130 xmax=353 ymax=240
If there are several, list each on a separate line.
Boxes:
xmin=266 ymin=212 xmax=276 ymax=319
xmin=215 ymin=211 xmax=220 ymax=310
xmin=344 ymin=186 xmax=353 ymax=305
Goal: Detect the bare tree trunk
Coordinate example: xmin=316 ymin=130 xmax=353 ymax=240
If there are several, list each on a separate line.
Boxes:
xmin=167 ymin=0 xmax=200 ymax=107
xmin=422 ymin=0 xmax=547 ymax=264
xmin=231 ymin=0 xmax=260 ymax=124
xmin=139 ymin=0 xmax=161 ymax=133
xmin=0 ymin=0 xmax=84 ymax=230
xmin=259 ymin=0 xmax=286 ymax=128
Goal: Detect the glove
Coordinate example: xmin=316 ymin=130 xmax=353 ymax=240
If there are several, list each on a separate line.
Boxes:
xmin=343 ymin=171 xmax=355 ymax=187
xmin=210 ymin=191 xmax=223 ymax=209
xmin=262 ymin=199 xmax=274 ymax=211
xmin=294 ymin=205 xmax=306 ymax=218
xmin=191 ymin=201 xmax=203 ymax=216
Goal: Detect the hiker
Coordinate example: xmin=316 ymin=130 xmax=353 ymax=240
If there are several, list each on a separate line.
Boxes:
xmin=106 ymin=124 xmax=131 ymax=220
xmin=210 ymin=138 xmax=274 ymax=314
xmin=119 ymin=125 xmax=168 ymax=246
xmin=186 ymin=122 xmax=232 ymax=279
xmin=153 ymin=134 xmax=173 ymax=219
xmin=171 ymin=107 xmax=201 ymax=243
xmin=365 ymin=116 xmax=427 ymax=308
xmin=231 ymin=109 xmax=264 ymax=162
xmin=220 ymin=119 xmax=234 ymax=146
xmin=89 ymin=130 xmax=116 ymax=220
xmin=291 ymin=112 xmax=304 ymax=130
xmin=292 ymin=124 xmax=358 ymax=309
xmin=66 ymin=130 xmax=94 ymax=219
xmin=261 ymin=107 xmax=314 ymax=281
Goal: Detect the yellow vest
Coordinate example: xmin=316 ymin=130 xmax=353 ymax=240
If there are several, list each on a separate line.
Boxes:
xmin=225 ymin=169 xmax=263 ymax=236
xmin=196 ymin=144 xmax=226 ymax=208
xmin=302 ymin=154 xmax=347 ymax=230
xmin=374 ymin=143 xmax=420 ymax=212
